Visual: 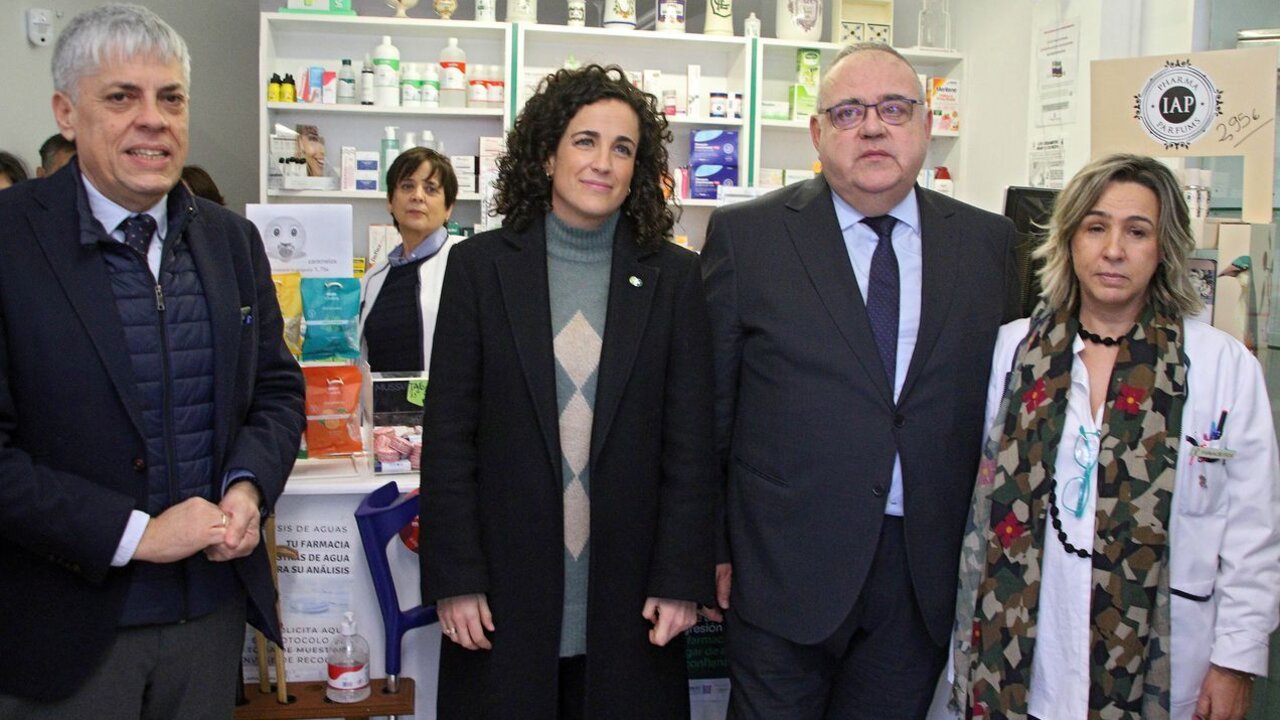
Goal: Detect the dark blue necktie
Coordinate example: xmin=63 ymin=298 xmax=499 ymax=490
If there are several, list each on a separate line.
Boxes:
xmin=862 ymin=215 xmax=899 ymax=384
xmin=121 ymin=213 xmax=157 ymax=257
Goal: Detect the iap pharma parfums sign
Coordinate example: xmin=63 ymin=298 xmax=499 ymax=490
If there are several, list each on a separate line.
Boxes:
xmin=1091 ymin=47 xmax=1276 ymax=224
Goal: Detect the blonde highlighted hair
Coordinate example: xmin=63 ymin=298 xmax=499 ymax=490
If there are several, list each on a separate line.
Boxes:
xmin=1034 ymin=153 xmax=1203 ymax=318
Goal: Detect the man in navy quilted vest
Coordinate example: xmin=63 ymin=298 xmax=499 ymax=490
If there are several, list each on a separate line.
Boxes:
xmin=0 ymin=5 xmax=305 ymax=718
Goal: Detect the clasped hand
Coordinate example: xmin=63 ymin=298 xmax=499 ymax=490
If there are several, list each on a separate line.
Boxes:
xmin=132 ymin=482 xmax=262 ymax=564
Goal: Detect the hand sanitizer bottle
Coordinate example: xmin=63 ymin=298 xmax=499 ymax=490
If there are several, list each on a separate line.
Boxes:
xmin=326 ymin=612 xmax=370 ymax=703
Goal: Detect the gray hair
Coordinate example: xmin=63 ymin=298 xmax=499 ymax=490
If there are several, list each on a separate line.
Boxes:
xmin=824 ymin=42 xmax=928 ymax=107
xmin=1034 ymin=153 xmax=1203 ymax=318
xmin=52 ymin=4 xmax=190 ymax=101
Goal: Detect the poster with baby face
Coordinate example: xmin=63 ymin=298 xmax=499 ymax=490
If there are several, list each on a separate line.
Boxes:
xmin=248 ymin=203 xmax=353 ymax=277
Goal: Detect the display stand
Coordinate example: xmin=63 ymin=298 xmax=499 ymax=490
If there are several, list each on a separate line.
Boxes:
xmin=235 ymin=677 xmax=414 ymax=720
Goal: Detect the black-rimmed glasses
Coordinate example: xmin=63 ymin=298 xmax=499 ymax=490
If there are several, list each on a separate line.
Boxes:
xmin=817 ymin=97 xmax=925 ymax=130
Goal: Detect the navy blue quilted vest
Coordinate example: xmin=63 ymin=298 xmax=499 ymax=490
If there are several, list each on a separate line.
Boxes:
xmin=85 ymin=185 xmax=237 ymax=626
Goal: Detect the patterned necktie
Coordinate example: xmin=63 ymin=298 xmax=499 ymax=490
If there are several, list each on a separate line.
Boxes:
xmin=862 ymin=214 xmax=899 ymax=384
xmin=121 ymin=214 xmax=157 ymax=257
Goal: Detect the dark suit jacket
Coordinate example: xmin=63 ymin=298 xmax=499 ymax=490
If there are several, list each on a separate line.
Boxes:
xmin=0 ymin=167 xmax=305 ymax=701
xmin=420 ymin=217 xmax=716 ymax=719
xmin=702 ymin=177 xmax=1020 ymax=646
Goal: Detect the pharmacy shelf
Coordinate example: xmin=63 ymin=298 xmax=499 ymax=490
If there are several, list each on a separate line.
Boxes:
xmin=761 ymin=119 xmax=811 ymax=130
xmin=268 ymin=189 xmax=483 ymax=201
xmin=260 ymin=12 xmax=512 ymax=246
xmin=265 ymin=13 xmax=509 ymax=41
xmin=267 ymin=102 xmax=504 ymax=117
xmin=667 ymin=115 xmax=746 ymax=127
xmin=518 ymin=23 xmax=751 ymax=53
xmin=758 ymin=37 xmax=962 ymax=67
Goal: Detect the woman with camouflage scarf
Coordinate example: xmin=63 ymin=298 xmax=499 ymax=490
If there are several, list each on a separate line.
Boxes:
xmin=937 ymin=154 xmax=1280 ymax=720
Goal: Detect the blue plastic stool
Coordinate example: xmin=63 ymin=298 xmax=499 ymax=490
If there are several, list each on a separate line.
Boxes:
xmin=354 ymin=480 xmax=437 ymax=694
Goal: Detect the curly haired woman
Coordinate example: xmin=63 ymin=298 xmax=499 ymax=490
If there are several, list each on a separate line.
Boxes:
xmin=419 ymin=64 xmax=717 ymax=720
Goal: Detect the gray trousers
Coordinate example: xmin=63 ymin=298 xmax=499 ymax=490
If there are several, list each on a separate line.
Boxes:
xmin=0 ymin=597 xmax=246 ymax=720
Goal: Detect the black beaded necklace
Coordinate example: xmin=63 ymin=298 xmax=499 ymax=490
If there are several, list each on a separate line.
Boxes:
xmin=1047 ymin=483 xmax=1093 ymax=559
xmin=1077 ymin=325 xmax=1128 ymax=346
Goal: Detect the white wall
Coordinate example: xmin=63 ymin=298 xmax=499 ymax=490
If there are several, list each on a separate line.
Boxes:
xmin=0 ymin=1 xmax=260 ymax=212
xmin=951 ymin=0 xmax=1035 ymax=211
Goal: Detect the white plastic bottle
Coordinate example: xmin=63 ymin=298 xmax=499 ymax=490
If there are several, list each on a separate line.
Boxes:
xmin=326 ymin=612 xmax=371 ymax=704
xmin=475 ymin=0 xmax=496 ymax=22
xmin=485 ymin=64 xmax=505 ymax=109
xmin=400 ymin=62 xmax=423 ymax=107
xmin=468 ymin=64 xmax=488 ymax=108
xmin=420 ymin=130 xmax=437 ymax=151
xmin=422 ymin=63 xmax=441 ymax=108
xmin=439 ymin=38 xmax=467 ymax=109
xmin=932 ymin=166 xmax=954 ymax=197
xmin=402 ymin=131 xmax=419 ymax=150
xmin=372 ymin=35 xmax=401 ymax=107
xmin=381 ymin=126 xmax=401 ymax=189
xmin=337 ymin=58 xmax=356 ymax=104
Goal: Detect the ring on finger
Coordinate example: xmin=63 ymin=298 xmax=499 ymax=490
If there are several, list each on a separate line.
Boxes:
xmin=443 ymin=626 xmax=457 ymax=636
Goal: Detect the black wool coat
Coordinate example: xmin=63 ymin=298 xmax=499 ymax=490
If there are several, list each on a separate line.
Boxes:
xmin=420 ymin=216 xmax=717 ymax=720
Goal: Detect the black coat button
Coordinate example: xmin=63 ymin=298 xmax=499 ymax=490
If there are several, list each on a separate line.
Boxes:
xmin=132 ymin=457 xmax=146 ymax=472
xmin=872 ymin=484 xmax=885 ymax=497
xmin=893 ymin=414 xmax=906 ymax=428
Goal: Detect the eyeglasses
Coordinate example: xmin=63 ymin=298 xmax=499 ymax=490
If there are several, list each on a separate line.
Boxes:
xmin=1061 ymin=426 xmax=1101 ymax=519
xmin=818 ymin=97 xmax=925 ymax=130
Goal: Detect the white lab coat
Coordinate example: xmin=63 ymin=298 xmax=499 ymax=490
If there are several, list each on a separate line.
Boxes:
xmin=358 ymin=235 xmax=459 ymax=371
xmin=929 ymin=317 xmax=1280 ymax=720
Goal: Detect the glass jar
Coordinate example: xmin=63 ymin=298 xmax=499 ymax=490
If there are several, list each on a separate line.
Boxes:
xmin=918 ymin=0 xmax=952 ymax=50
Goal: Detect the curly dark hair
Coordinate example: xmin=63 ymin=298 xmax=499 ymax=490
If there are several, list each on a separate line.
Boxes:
xmin=493 ymin=64 xmax=676 ymax=250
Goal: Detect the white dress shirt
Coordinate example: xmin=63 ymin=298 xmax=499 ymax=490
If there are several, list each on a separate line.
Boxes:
xmin=831 ymin=189 xmax=923 ymax=516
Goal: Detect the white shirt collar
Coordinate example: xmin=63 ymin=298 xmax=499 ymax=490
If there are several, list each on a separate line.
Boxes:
xmin=81 ymin=174 xmax=168 ymax=241
xmin=830 ymin=186 xmax=922 ymax=237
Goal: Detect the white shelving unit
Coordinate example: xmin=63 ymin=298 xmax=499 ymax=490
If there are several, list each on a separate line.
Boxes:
xmin=259 ymin=13 xmax=512 ymax=254
xmin=259 ymin=14 xmax=966 ymax=254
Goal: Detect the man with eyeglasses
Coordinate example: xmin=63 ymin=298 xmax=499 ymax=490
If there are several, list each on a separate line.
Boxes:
xmin=701 ymin=42 xmax=1022 ymax=719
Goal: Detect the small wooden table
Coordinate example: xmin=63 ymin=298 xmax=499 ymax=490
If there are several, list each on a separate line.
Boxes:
xmin=235 ymin=678 xmax=415 ymax=720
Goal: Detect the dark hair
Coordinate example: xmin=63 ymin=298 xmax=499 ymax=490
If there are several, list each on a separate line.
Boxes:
xmin=385 ymin=147 xmax=459 ymax=229
xmin=494 ymin=64 xmax=675 ymax=250
xmin=0 ymin=152 xmax=30 ymax=185
xmin=38 ymin=134 xmax=76 ymax=174
xmin=181 ymin=165 xmax=225 ymax=205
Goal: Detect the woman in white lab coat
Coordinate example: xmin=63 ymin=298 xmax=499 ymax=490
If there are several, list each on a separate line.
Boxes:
xmin=943 ymin=154 xmax=1279 ymax=720
xmin=359 ymin=147 xmax=461 ymax=372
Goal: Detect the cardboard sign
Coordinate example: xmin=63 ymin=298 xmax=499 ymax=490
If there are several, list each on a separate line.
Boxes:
xmin=1091 ymin=47 xmax=1277 ymax=224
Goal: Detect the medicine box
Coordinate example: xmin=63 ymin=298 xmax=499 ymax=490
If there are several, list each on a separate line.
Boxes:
xmin=689 ymin=164 xmax=738 ymax=199
xmin=689 ymin=129 xmax=739 ymax=166
xmin=783 ymin=169 xmax=816 ymax=186
xmin=796 ymin=48 xmax=821 ymax=88
xmin=757 ymin=168 xmax=784 ymax=190
xmin=451 ymin=155 xmax=478 ymax=193
xmin=789 ymin=84 xmax=818 ymax=121
xmin=761 ymin=101 xmax=791 ymax=121
xmin=928 ymin=77 xmax=960 ymax=135
xmin=355 ymin=151 xmax=379 ymax=192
